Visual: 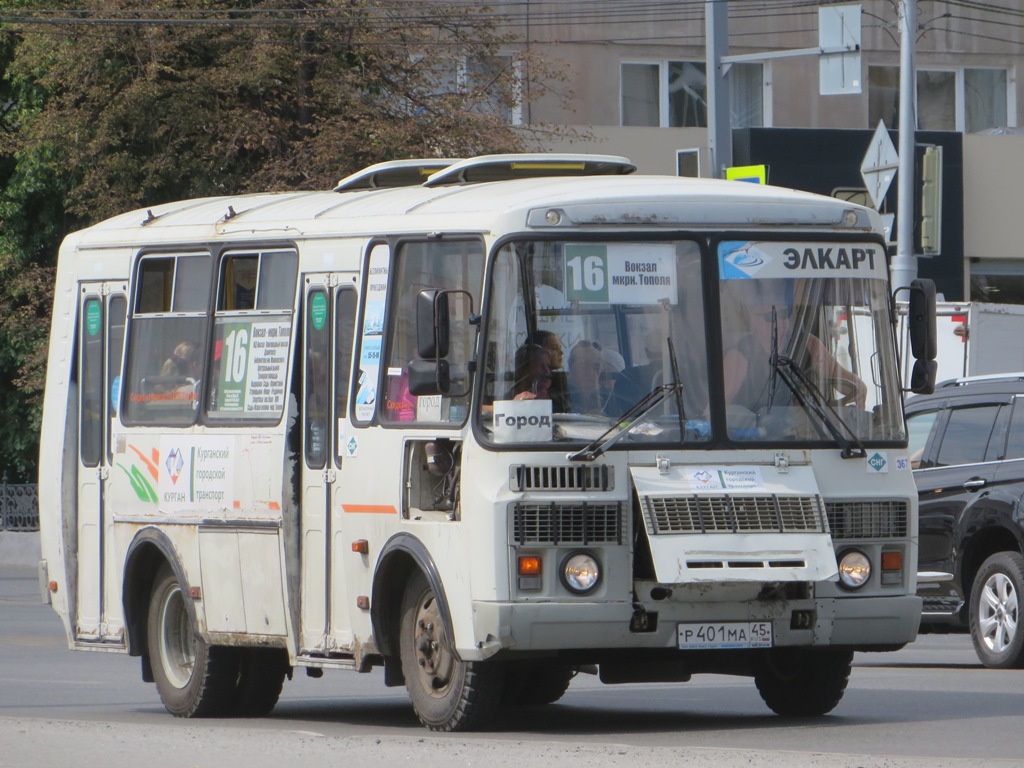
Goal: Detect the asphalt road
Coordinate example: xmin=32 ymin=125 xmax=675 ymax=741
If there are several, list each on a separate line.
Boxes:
xmin=3 ymin=563 xmax=1023 ymax=768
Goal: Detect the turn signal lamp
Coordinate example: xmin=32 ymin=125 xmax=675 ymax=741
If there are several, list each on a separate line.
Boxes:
xmin=518 ymin=556 xmax=542 ymax=576
xmin=517 ymin=555 xmax=542 ymax=591
xmin=880 ymin=550 xmax=903 ymax=585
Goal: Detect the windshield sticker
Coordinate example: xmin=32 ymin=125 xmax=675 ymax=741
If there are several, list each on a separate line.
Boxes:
xmin=720 ymin=241 xmax=886 ymax=280
xmin=564 ymin=243 xmax=677 ymax=305
xmin=492 ymin=399 xmax=553 ymax=443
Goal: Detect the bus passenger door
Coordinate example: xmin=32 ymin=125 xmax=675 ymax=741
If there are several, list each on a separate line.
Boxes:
xmin=299 ymin=277 xmax=357 ymax=655
xmin=75 ymin=285 xmax=127 ymax=642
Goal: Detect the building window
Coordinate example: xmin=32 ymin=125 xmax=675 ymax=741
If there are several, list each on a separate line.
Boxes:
xmin=970 ymin=261 xmax=1024 ymax=304
xmin=869 ymin=65 xmax=1010 ymax=133
xmin=457 ymin=54 xmax=523 ymax=126
xmin=965 ymin=68 xmax=1008 ymax=133
xmin=621 ymin=61 xmax=764 ymax=129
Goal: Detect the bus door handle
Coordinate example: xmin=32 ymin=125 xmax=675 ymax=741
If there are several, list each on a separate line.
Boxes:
xmin=323 ymin=468 xmax=336 ymax=485
xmin=963 ymin=478 xmax=987 ymax=491
xmin=97 ymin=466 xmax=110 ymax=480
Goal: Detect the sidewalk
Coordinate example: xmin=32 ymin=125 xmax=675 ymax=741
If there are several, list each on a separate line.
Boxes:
xmin=0 ymin=530 xmax=40 ymax=569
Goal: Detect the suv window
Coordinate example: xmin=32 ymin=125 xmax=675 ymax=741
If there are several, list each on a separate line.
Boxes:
xmin=1005 ymin=398 xmax=1024 ymax=459
xmin=935 ymin=404 xmax=1001 ymax=467
xmin=907 ymin=409 xmax=940 ymax=469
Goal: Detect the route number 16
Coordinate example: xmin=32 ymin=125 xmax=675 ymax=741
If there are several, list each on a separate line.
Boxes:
xmin=564 ymin=246 xmax=609 ymax=302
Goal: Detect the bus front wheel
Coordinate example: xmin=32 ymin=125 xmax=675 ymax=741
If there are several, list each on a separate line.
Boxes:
xmin=754 ymin=648 xmax=852 ymax=716
xmin=147 ymin=564 xmax=238 ymax=717
xmin=398 ymin=570 xmax=503 ymax=731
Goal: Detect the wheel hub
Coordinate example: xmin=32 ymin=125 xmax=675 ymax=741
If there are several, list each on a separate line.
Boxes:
xmin=159 ymin=585 xmax=196 ymax=689
xmin=412 ymin=596 xmax=455 ymax=695
xmin=979 ymin=573 xmax=1019 ymax=653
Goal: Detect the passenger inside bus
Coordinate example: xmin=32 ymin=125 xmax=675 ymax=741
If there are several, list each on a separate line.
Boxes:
xmin=161 ymin=340 xmax=200 ymax=380
xmin=524 ymin=330 xmax=569 ymax=411
xmin=616 ymin=329 xmax=663 ymax=406
xmin=511 ymin=343 xmax=553 ymax=402
xmin=567 ymin=340 xmax=606 ymax=414
xmin=723 ymin=297 xmax=867 ymax=414
xmin=151 ymin=340 xmax=202 ymax=402
xmin=599 ymin=346 xmax=625 ymax=409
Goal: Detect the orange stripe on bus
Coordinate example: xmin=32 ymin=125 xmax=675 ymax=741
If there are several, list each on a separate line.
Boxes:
xmin=342 ymin=504 xmax=398 ymax=515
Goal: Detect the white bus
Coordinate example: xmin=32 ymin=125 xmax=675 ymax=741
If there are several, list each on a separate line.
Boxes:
xmin=38 ymin=154 xmax=936 ymax=731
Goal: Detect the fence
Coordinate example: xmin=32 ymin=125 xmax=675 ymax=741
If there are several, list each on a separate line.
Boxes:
xmin=0 ymin=483 xmax=39 ymax=531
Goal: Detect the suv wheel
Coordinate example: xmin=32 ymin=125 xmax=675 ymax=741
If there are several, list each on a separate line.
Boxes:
xmin=970 ymin=551 xmax=1024 ymax=669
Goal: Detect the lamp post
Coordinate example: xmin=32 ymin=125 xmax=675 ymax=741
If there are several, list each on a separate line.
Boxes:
xmin=892 ymin=0 xmax=918 ymax=292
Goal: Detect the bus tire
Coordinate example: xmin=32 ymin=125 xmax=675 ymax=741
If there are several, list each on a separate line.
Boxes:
xmin=970 ymin=551 xmax=1024 ymax=669
xmin=230 ymin=648 xmax=290 ymax=717
xmin=502 ymin=663 xmax=575 ymax=706
xmin=754 ymin=648 xmax=852 ymax=717
xmin=399 ymin=570 xmax=503 ymax=731
xmin=147 ymin=564 xmax=239 ymax=717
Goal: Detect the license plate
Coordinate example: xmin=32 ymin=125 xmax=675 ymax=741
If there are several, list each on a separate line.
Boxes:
xmin=677 ymin=621 xmax=773 ymax=649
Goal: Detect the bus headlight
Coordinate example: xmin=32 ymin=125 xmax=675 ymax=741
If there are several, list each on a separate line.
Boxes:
xmin=561 ymin=551 xmax=601 ymax=594
xmin=837 ymin=549 xmax=871 ymax=590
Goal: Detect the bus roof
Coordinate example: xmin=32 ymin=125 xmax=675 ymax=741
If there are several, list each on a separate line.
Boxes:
xmin=65 ymin=164 xmax=882 ymax=252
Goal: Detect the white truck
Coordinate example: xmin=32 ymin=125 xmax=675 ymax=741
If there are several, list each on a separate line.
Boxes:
xmin=896 ymin=301 xmax=1024 ymax=384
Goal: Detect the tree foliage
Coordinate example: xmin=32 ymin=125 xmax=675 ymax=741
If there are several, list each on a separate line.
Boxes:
xmin=0 ymin=0 xmax=573 ymax=479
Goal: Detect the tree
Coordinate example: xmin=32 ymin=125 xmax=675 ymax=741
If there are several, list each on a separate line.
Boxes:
xmin=0 ymin=0 xmax=573 ymax=479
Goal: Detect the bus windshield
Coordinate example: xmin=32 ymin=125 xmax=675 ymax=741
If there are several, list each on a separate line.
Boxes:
xmin=478 ymin=236 xmax=905 ymax=448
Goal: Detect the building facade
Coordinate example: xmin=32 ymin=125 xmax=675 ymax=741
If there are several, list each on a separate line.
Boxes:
xmin=486 ymin=1 xmax=1024 ymax=302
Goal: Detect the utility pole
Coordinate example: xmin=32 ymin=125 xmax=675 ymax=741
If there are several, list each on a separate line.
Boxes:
xmin=706 ymin=0 xmax=731 ymax=177
xmin=892 ymin=0 xmax=918 ymax=292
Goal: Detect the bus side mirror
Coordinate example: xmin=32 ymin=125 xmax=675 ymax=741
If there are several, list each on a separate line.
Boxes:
xmin=905 ymin=278 xmax=937 ymax=394
xmin=408 ymin=359 xmax=450 ymax=396
xmin=909 ymin=359 xmax=937 ymax=395
xmin=416 ymin=289 xmax=449 ymax=361
xmin=907 ymin=278 xmax=937 ymax=362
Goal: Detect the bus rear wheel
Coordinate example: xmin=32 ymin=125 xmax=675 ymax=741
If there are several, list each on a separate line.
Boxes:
xmin=398 ymin=570 xmax=503 ymax=731
xmin=230 ymin=648 xmax=290 ymax=717
xmin=502 ymin=662 xmax=575 ymax=706
xmin=754 ymin=648 xmax=852 ymax=717
xmin=147 ymin=564 xmax=239 ymax=717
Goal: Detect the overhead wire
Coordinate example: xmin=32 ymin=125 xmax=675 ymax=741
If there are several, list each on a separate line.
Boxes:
xmin=0 ymin=1 xmax=1019 ymax=50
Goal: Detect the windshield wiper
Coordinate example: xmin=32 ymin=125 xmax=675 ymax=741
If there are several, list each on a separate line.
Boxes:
xmin=762 ymin=306 xmax=865 ymax=459
xmin=566 ymin=382 xmax=683 ymax=462
xmin=666 ymin=336 xmax=687 ymax=438
xmin=770 ymin=352 xmax=867 ymax=460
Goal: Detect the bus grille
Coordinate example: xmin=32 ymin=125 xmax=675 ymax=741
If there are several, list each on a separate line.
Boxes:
xmin=825 ymin=500 xmax=908 ymax=539
xmin=642 ymin=494 xmax=827 ymax=535
xmin=511 ymin=502 xmax=623 ymax=545
xmin=510 ymin=464 xmax=614 ymax=492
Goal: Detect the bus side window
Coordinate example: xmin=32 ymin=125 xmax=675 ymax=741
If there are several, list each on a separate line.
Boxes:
xmin=122 ymin=255 xmax=212 ymax=426
xmin=334 ymin=287 xmax=357 ymax=461
xmin=305 ymin=287 xmax=330 ymax=469
xmin=206 ymin=250 xmax=298 ymax=423
xmin=380 ymin=240 xmax=482 ymax=425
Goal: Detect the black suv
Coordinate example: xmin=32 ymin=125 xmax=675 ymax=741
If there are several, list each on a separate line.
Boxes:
xmin=906 ymin=374 xmax=1024 ymax=667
